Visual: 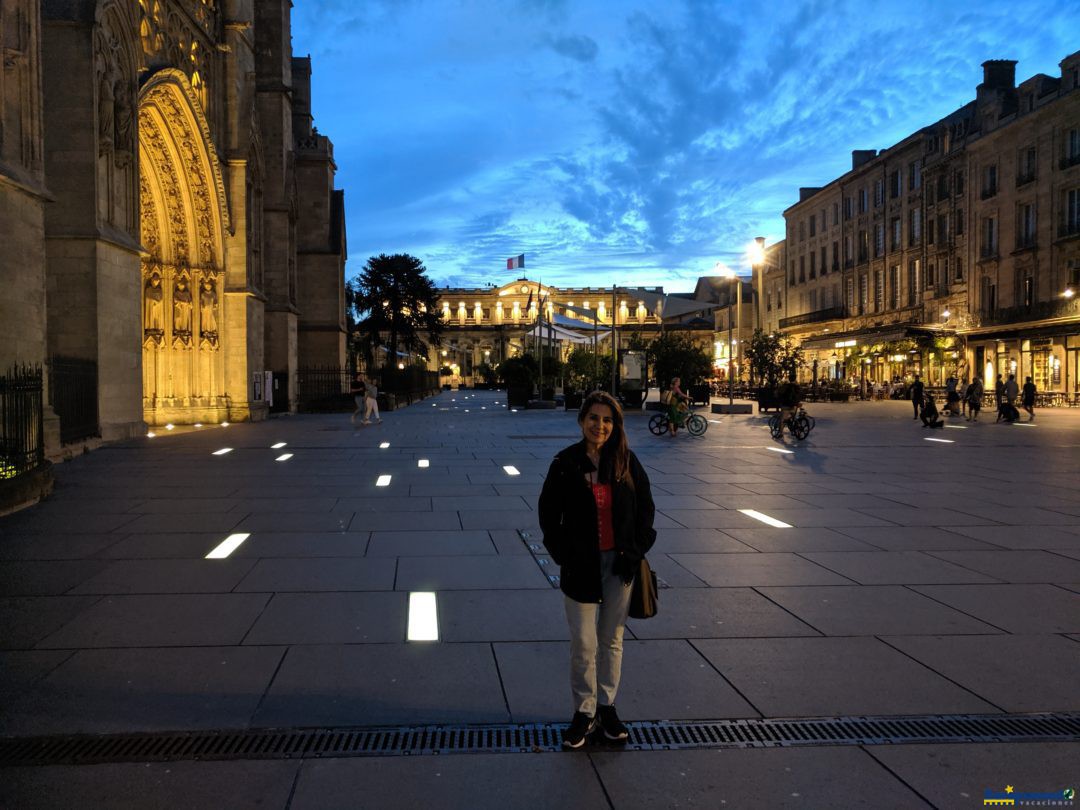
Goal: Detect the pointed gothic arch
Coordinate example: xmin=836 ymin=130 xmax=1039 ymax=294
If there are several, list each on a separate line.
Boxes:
xmin=138 ymin=68 xmax=230 ymax=424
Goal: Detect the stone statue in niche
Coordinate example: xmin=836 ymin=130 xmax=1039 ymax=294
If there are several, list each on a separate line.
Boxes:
xmin=199 ymin=278 xmax=218 ymax=338
xmin=97 ymin=59 xmax=116 ymax=156
xmin=173 ymin=277 xmax=193 ymax=339
xmin=144 ymin=272 xmax=164 ymax=338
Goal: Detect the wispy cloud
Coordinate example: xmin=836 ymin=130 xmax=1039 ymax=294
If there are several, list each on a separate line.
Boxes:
xmin=292 ymin=0 xmax=1076 ymax=290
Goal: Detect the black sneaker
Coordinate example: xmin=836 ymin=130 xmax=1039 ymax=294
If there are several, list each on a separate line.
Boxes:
xmin=561 ymin=712 xmax=596 ymax=749
xmin=597 ymin=704 xmax=628 ymax=741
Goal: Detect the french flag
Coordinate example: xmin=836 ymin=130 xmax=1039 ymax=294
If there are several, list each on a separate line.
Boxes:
xmin=506 ymin=254 xmax=525 ymax=270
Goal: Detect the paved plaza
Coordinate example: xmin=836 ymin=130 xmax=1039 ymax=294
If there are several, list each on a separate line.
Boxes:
xmin=1 ymin=390 xmax=1078 ymax=808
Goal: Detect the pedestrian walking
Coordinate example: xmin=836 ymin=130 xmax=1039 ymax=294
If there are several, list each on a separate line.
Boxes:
xmin=960 ymin=378 xmax=969 ymax=418
xmin=350 ymin=374 xmax=366 ymax=425
xmin=1004 ymin=374 xmax=1019 ymax=406
xmin=966 ymin=378 xmax=984 ymax=422
xmin=538 ymin=391 xmax=656 ymax=750
xmin=1021 ymin=376 xmax=1037 ymax=420
xmin=910 ymin=374 xmax=924 ymax=420
xmin=994 ymin=374 xmax=1005 ymax=410
xmin=362 ymin=377 xmax=381 ymax=425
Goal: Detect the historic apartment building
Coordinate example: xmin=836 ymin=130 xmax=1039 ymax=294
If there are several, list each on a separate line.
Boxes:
xmin=779 ymin=52 xmax=1080 ymax=394
xmin=0 ymin=0 xmax=347 ymax=452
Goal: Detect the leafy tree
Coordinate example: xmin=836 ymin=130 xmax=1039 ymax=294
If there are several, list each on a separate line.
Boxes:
xmin=349 ymin=253 xmax=444 ymax=370
xmin=565 ymin=347 xmax=613 ymax=392
xmin=647 ymin=332 xmax=713 ymax=389
xmin=746 ymin=329 xmax=803 ymax=389
xmin=497 ymin=355 xmax=539 ymax=389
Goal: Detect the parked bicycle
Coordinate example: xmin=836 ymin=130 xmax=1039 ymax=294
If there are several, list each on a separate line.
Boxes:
xmin=649 ymin=404 xmax=708 ymax=437
xmin=768 ymin=406 xmax=814 ymax=440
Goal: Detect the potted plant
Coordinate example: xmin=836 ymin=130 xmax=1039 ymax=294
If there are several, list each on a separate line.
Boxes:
xmin=498 ymin=355 xmax=538 ymax=408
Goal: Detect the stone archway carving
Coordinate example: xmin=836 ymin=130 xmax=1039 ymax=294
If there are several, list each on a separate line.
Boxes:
xmin=138 ymin=68 xmax=229 ymax=424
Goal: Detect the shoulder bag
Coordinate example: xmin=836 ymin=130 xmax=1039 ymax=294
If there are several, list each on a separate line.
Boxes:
xmin=628 ymin=557 xmax=658 ymax=619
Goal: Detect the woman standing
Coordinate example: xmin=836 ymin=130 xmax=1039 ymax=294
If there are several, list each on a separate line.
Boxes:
xmin=538 ymin=391 xmax=656 ymax=749
xmin=1021 ymin=376 xmax=1037 ymax=421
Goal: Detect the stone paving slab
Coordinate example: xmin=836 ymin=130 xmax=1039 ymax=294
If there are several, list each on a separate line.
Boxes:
xmin=867 ymin=742 xmax=1080 ymax=810
xmin=437 ymin=589 xmax=568 ymax=641
xmin=395 ymin=555 xmax=548 ymax=590
xmin=234 ymin=558 xmax=396 ymax=592
xmin=35 ymin=593 xmax=271 ymax=648
xmin=0 ymin=646 xmax=284 ymax=735
xmin=0 ymin=533 xmax=127 ymax=561
xmin=882 ymin=634 xmax=1080 ymax=712
xmin=943 ymin=525 xmax=1080 ymax=549
xmin=910 ymin=584 xmax=1080 ymax=633
xmin=593 ymin=746 xmax=930 ymax=809
xmin=253 ymin=643 xmax=508 ymax=727
xmin=69 ymin=558 xmax=257 ymax=594
xmin=691 ymin=637 xmax=998 ymax=716
xmin=668 ymin=552 xmax=854 ymax=587
xmin=243 ymin=592 xmax=408 ymax=645
xmin=831 ymin=525 xmax=999 ymax=551
xmin=800 ymin=550 xmax=1000 ymax=585
xmin=0 ymin=595 xmax=103 ymax=649
xmin=290 ymin=753 xmax=607 ymax=810
xmin=756 ymin=585 xmax=1003 ymax=636
xmin=922 ymin=549 xmax=1080 ymax=583
xmin=0 ymin=560 xmax=110 ymax=596
xmin=0 ymin=761 xmax=301 ymax=810
xmin=365 ymin=529 xmax=496 ymax=556
xmin=625 ymin=587 xmax=820 ymax=639
xmin=723 ymin=526 xmax=878 ymax=552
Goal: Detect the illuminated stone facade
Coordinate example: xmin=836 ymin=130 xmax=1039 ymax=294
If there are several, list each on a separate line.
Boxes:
xmin=781 ymin=53 xmax=1080 ymax=392
xmin=0 ymin=0 xmax=346 ymax=448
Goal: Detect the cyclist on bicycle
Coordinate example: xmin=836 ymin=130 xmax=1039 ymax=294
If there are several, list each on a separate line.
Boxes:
xmin=665 ymin=376 xmax=690 ymax=437
xmin=776 ymin=377 xmax=802 ymax=432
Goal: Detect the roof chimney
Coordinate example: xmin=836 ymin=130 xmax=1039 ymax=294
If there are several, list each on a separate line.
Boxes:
xmin=851 ymin=150 xmax=877 ymax=170
xmin=980 ymin=59 xmax=1017 ymax=91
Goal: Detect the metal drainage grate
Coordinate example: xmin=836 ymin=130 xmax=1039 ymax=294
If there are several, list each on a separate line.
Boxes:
xmin=1 ymin=714 xmax=1077 ymax=766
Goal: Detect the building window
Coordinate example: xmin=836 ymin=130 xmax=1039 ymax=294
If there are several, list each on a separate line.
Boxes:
xmin=1066 ymin=128 xmax=1080 ymax=168
xmin=889 ymin=170 xmax=901 ymax=199
xmin=908 ymin=161 xmax=921 ymax=190
xmin=844 ymin=197 xmax=853 ymax=220
xmin=799 ymin=256 xmax=805 ymax=282
xmin=858 ymin=274 xmax=868 ymax=315
xmin=954 ymin=170 xmax=964 ymax=195
xmin=820 ymin=246 xmax=827 ymax=276
xmin=1065 ymin=188 xmax=1080 ymax=236
xmin=888 ymin=264 xmax=900 ymax=309
xmin=927 ymin=218 xmax=935 ymax=246
xmin=844 ymin=235 xmax=852 ymax=267
xmin=859 ymin=188 xmax=868 ymax=213
xmin=927 ymin=262 xmax=936 ymax=288
xmin=809 ymin=289 xmax=818 ymax=311
xmin=809 ymin=215 xmax=816 ymax=237
xmin=831 ymin=241 xmax=839 ymax=271
xmin=874 ymin=179 xmax=883 ymax=207
xmin=1017 ymin=203 xmax=1036 ymax=249
xmin=766 ymin=290 xmax=772 ymax=312
xmin=790 ymin=261 xmax=796 ymax=286
xmin=874 ymin=224 xmax=884 ymax=257
xmin=909 ymin=209 xmax=921 ymax=245
xmin=956 ymin=209 xmax=964 ymax=236
xmin=845 ymin=277 xmax=855 ymax=314
xmin=890 ymin=217 xmax=901 ymax=251
xmin=809 ymin=252 xmax=816 ymax=279
xmin=907 ymin=259 xmax=919 ymax=306
xmin=1017 ymin=146 xmax=1036 ymax=185
xmin=937 ymin=214 xmax=948 ymax=246
xmin=832 ymin=202 xmax=839 ymax=226
xmin=981 ymin=216 xmax=998 ymax=258
xmin=955 ymin=258 xmax=964 ymax=283
xmin=937 ymin=174 xmax=949 ymax=202
xmin=799 ymin=220 xmax=806 ymax=241
xmin=982 ymin=277 xmax=996 ymax=314
xmin=858 ymin=230 xmax=868 ymax=263
xmin=981 ymin=164 xmax=998 ymax=199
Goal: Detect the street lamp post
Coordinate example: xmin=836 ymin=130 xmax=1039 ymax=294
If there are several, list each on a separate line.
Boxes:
xmin=715 ymin=262 xmax=740 ymax=406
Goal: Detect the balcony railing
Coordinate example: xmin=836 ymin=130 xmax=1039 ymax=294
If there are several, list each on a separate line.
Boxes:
xmin=979 ymin=297 xmax=1080 ymax=326
xmin=779 ymin=306 xmax=846 ymax=329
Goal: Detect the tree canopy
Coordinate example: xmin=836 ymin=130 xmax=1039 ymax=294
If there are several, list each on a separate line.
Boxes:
xmin=349 ymin=253 xmax=444 ymax=369
xmin=746 ymin=328 xmax=803 ymax=389
xmin=647 ymin=332 xmax=713 ymax=388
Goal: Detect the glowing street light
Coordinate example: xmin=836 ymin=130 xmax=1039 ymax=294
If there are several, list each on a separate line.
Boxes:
xmin=715 ymin=262 xmax=741 ymax=406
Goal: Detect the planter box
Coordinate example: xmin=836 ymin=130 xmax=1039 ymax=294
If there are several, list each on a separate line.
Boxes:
xmin=828 ymin=392 xmax=851 ymax=402
xmin=688 ymin=384 xmax=711 ymax=406
xmin=507 ymin=386 xmax=532 ymax=408
xmin=621 ymin=389 xmax=644 ymax=409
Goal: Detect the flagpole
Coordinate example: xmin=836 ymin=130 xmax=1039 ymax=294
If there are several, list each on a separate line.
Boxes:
xmin=537 ymin=279 xmax=543 ymax=397
xmin=610 ymin=284 xmax=617 ymax=395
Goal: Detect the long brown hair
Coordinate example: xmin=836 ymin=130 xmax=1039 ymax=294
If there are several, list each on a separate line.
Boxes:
xmin=577 ymin=390 xmax=632 ymax=486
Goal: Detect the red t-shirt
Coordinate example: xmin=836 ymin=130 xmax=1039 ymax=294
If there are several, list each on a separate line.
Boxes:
xmin=591 ymin=482 xmax=615 ymax=551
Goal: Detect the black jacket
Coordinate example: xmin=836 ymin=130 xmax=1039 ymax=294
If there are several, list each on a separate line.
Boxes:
xmin=538 ymin=441 xmax=656 ymax=603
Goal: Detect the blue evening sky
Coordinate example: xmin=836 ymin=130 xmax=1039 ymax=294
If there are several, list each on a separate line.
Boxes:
xmin=291 ymin=0 xmax=1075 ymax=292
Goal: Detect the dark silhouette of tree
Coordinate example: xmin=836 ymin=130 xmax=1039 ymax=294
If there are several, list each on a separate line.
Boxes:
xmin=349 ymin=253 xmax=444 ymax=369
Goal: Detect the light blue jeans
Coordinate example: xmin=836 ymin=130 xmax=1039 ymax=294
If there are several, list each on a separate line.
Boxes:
xmin=564 ymin=550 xmax=633 ymax=716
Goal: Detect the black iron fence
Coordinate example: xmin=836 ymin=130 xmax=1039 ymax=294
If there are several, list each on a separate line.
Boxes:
xmin=48 ymin=356 xmax=100 ymax=445
xmin=296 ymin=366 xmax=355 ymax=412
xmin=1 ymin=364 xmax=44 ymax=479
